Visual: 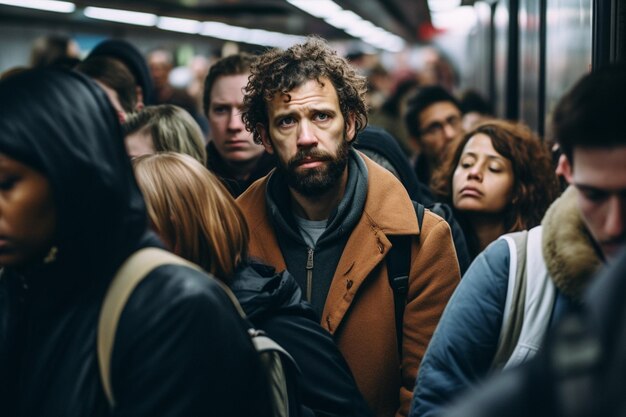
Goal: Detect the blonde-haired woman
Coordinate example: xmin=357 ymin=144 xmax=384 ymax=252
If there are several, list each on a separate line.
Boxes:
xmin=133 ymin=152 xmax=372 ymax=417
xmin=124 ymin=104 xmax=207 ymax=164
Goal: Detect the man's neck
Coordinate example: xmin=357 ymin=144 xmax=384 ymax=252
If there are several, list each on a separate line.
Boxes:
xmin=466 ymin=213 xmax=507 ymax=253
xmin=289 ymin=169 xmax=348 ymax=221
xmin=221 ymin=154 xmax=263 ymax=181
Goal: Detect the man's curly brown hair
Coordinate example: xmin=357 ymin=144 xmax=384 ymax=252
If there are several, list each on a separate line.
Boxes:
xmin=431 ymin=120 xmax=559 ymax=252
xmin=242 ymin=37 xmax=368 ymax=144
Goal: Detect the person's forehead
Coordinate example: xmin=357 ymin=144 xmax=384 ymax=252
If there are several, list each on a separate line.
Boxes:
xmin=268 ymin=78 xmax=339 ymax=111
xmin=572 ymin=146 xmax=626 ymax=190
xmin=419 ymin=101 xmax=460 ymax=123
xmin=210 ymin=74 xmax=248 ymax=100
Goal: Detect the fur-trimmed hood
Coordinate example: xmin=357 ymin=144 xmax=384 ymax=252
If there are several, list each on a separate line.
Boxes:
xmin=542 ymin=186 xmax=603 ymax=300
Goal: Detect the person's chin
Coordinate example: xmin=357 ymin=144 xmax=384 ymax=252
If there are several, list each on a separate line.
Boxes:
xmin=602 ymin=242 xmax=626 ymax=262
xmin=454 ymin=200 xmax=484 ymax=212
xmin=225 ymin=149 xmax=260 ymax=161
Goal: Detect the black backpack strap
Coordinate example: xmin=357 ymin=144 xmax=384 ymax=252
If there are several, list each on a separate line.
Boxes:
xmin=387 ymin=201 xmax=424 ymax=356
xmin=416 ymin=200 xmax=425 ymax=232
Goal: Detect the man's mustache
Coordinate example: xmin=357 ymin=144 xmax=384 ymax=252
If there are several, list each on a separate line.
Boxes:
xmin=287 ymin=150 xmax=334 ymax=168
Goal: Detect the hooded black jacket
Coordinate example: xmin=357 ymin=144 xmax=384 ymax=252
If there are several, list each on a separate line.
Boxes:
xmin=0 ymin=69 xmax=270 ymax=417
xmin=230 ymin=262 xmax=373 ymax=417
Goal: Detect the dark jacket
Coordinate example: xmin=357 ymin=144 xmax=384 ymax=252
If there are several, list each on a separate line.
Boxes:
xmin=231 ymin=262 xmax=373 ymax=417
xmin=0 ymin=69 xmax=271 ymax=417
xmin=88 ymin=39 xmax=155 ymax=105
xmin=354 ymin=125 xmax=434 ymax=205
xmin=206 ymin=141 xmax=276 ymax=198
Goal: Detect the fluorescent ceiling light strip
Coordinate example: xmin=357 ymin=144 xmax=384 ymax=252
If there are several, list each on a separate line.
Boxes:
xmin=323 ymin=10 xmax=363 ymax=30
xmin=428 ymin=0 xmax=461 ymax=13
xmin=431 ymin=6 xmax=477 ymax=31
xmin=287 ymin=0 xmax=405 ymax=52
xmin=84 ymin=6 xmax=157 ymax=27
xmin=0 ymin=0 xmax=75 ymax=13
xmin=157 ymin=16 xmax=201 ymax=34
xmin=201 ymin=21 xmax=305 ymax=48
xmin=285 ymin=0 xmax=341 ymax=19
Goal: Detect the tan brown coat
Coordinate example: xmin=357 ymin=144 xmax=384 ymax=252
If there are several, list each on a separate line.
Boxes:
xmin=237 ymin=155 xmax=461 ymax=417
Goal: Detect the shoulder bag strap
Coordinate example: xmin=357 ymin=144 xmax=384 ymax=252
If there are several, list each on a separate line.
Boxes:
xmin=97 ymin=247 xmax=200 ymax=408
xmin=491 ymin=230 xmax=528 ymax=370
xmin=387 ymin=201 xmax=423 ymax=357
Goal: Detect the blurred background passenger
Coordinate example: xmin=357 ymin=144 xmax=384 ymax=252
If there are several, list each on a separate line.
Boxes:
xmin=459 ymin=89 xmax=494 ymax=131
xmin=76 ymin=55 xmax=138 ymax=122
xmin=404 ymin=85 xmax=464 ymax=191
xmin=123 ymin=104 xmax=207 ymax=164
xmin=431 ymin=120 xmax=559 ymax=259
xmin=88 ymin=39 xmax=155 ymax=108
xmin=133 ymin=152 xmax=373 ymax=417
xmin=202 ymin=52 xmax=274 ymax=197
xmin=0 ymin=69 xmax=272 ymax=417
xmin=147 ymin=47 xmax=205 ymax=125
xmin=368 ymin=77 xmax=421 ymax=157
xmin=29 ymin=34 xmax=80 ymax=69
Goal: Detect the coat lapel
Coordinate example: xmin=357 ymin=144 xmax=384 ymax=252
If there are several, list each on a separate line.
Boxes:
xmin=321 ymin=213 xmax=392 ymax=334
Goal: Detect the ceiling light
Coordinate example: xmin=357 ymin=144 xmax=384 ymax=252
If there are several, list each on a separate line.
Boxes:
xmin=285 ymin=0 xmax=341 ymax=19
xmin=157 ymin=16 xmax=201 ymax=34
xmin=428 ymin=0 xmax=462 ymax=13
xmin=323 ymin=10 xmax=363 ymax=29
xmin=0 ymin=0 xmax=75 ymax=13
xmin=201 ymin=21 xmax=305 ymax=48
xmin=431 ymin=6 xmax=477 ymax=32
xmin=83 ymin=6 xmax=157 ymax=27
xmin=288 ymin=0 xmax=405 ymax=52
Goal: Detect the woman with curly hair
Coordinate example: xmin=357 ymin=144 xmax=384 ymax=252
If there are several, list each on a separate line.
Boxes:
xmin=410 ymin=120 xmax=565 ymax=417
xmin=430 ymin=119 xmax=559 ymax=259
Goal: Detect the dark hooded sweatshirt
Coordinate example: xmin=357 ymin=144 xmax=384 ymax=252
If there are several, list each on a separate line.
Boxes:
xmin=264 ymin=149 xmax=367 ymax=316
xmin=230 ymin=261 xmax=373 ymax=417
xmin=0 ymin=69 xmax=271 ymax=417
xmin=206 ymin=141 xmax=276 ymax=198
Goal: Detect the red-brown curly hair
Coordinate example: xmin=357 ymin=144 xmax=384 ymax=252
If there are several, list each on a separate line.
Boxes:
xmin=242 ymin=37 xmax=368 ymax=144
xmin=432 ymin=119 xmax=559 ymax=237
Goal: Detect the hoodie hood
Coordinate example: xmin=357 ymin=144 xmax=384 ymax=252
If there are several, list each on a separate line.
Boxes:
xmin=354 ymin=125 xmax=433 ymax=204
xmin=0 ymin=69 xmax=149 ymax=292
xmin=88 ymin=39 xmax=155 ymax=106
xmin=229 ymin=261 xmax=316 ymax=322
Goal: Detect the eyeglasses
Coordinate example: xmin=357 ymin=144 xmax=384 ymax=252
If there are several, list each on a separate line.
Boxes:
xmin=421 ymin=115 xmax=462 ymax=137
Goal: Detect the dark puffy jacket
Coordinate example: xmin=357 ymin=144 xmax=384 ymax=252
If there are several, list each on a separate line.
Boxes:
xmin=231 ymin=261 xmax=373 ymax=417
xmin=0 ymin=69 xmax=271 ymax=417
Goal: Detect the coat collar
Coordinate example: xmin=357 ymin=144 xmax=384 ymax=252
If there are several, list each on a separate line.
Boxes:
xmin=542 ymin=186 xmax=603 ymax=300
xmin=239 ymin=151 xmax=420 ymax=333
xmin=321 ymin=154 xmax=419 ymax=332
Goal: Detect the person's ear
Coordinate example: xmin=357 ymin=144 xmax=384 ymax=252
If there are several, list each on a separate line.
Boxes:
xmin=559 ymin=154 xmax=574 ymax=184
xmin=135 ymin=86 xmax=145 ymax=110
xmin=257 ymin=124 xmax=274 ymax=154
xmin=345 ymin=113 xmax=357 ymax=143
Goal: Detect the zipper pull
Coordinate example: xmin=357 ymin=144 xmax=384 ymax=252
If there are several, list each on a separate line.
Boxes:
xmin=305 ymin=248 xmax=314 ymax=302
xmin=306 ymin=248 xmax=314 ymax=270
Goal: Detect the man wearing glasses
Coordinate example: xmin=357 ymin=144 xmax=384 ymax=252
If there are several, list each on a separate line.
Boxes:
xmin=404 ymin=86 xmax=463 ymax=190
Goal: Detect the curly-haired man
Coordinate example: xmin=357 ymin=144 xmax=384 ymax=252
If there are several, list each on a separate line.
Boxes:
xmin=237 ymin=37 xmax=461 ymax=417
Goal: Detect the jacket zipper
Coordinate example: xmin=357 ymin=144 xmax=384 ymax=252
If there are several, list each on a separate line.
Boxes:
xmin=306 ymin=247 xmax=314 ymax=302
